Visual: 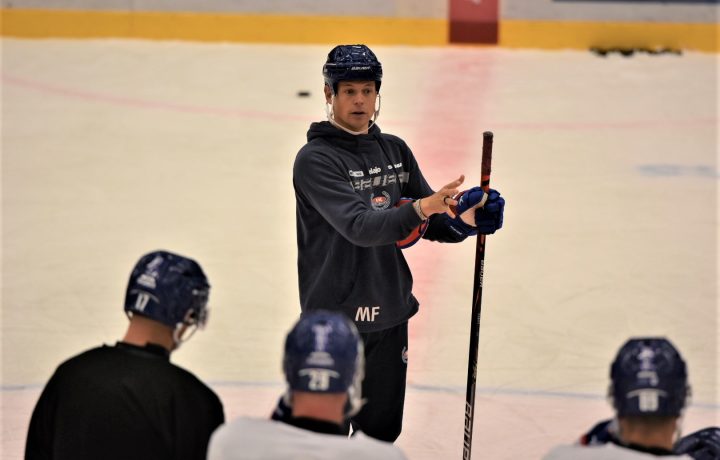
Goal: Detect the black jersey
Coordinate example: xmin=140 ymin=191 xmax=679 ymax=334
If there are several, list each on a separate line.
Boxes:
xmin=293 ymin=121 xmax=464 ymax=332
xmin=25 ymin=342 xmax=224 ymax=460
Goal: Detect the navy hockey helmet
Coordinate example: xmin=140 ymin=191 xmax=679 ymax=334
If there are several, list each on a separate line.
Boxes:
xmin=609 ymin=337 xmax=690 ymax=418
xmin=124 ymin=250 xmax=210 ymax=330
xmin=674 ymin=427 xmax=720 ymax=460
xmin=284 ymin=310 xmax=363 ymax=393
xmin=283 ymin=311 xmax=365 ymax=416
xmin=323 ymin=44 xmax=382 ymax=94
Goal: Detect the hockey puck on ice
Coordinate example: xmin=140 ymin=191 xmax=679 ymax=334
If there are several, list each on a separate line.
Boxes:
xmin=297 ymin=90 xmax=311 ymax=97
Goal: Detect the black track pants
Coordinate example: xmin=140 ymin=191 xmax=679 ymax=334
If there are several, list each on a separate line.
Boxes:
xmin=350 ymin=321 xmax=408 ymax=442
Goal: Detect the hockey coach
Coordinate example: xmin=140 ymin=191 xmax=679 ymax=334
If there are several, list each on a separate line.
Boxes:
xmin=292 ymin=44 xmax=506 ymax=442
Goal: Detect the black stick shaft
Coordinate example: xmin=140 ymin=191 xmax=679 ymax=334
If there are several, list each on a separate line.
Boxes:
xmin=462 ymin=131 xmax=493 ymax=460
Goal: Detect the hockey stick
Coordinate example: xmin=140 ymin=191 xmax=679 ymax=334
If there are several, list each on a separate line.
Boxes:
xmin=462 ymin=131 xmax=493 ymax=460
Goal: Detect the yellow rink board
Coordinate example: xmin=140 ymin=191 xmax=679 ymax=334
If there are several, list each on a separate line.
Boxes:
xmin=1 ymin=8 xmax=717 ymax=51
xmin=0 ymin=9 xmax=448 ymax=46
xmin=501 ymin=19 xmax=719 ymax=53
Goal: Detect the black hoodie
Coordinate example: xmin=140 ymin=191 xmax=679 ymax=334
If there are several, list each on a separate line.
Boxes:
xmin=293 ymin=121 xmax=464 ymax=332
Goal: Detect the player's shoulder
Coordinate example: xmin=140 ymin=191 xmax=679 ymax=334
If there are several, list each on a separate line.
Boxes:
xmin=110 ymin=343 xmax=220 ymax=403
xmin=209 ymin=417 xmax=293 ymax=456
xmin=210 ymin=419 xmax=406 ymax=460
xmin=164 ymin=361 xmax=221 ymax=401
xmin=213 ymin=416 xmax=281 ymax=440
xmin=43 ymin=345 xmax=135 ymax=391
xmin=221 ymin=416 xmax=267 ymax=430
xmin=52 ymin=344 xmax=111 ymax=374
xmin=543 ymin=444 xmax=599 ymax=459
xmin=350 ymin=432 xmax=408 ymax=459
xmin=543 ymin=443 xmax=692 ymax=460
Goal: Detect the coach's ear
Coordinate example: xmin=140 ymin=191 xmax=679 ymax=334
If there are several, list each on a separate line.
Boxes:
xmin=324 ymin=84 xmax=333 ymax=103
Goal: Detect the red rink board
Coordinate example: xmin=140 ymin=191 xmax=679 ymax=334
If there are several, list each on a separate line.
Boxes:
xmin=449 ymin=0 xmax=499 ymax=44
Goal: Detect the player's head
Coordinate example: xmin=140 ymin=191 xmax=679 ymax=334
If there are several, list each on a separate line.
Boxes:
xmin=124 ymin=250 xmax=210 ymax=346
xmin=283 ymin=310 xmax=365 ymax=416
xmin=608 ymin=337 xmax=690 ymax=419
xmin=674 ymin=427 xmax=720 ymax=460
xmin=322 ymin=44 xmax=383 ymax=134
xmin=323 ymin=44 xmax=382 ymax=95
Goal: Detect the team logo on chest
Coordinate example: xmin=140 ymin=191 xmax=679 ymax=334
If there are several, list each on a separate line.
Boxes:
xmin=370 ymin=191 xmax=391 ymax=210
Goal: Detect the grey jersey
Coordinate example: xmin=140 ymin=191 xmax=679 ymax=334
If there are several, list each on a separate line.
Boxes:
xmin=543 ymin=443 xmax=692 ymax=460
xmin=207 ymin=417 xmax=407 ymax=460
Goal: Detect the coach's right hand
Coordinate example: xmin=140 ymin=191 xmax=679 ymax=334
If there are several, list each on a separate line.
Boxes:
xmin=419 ymin=175 xmax=465 ymax=217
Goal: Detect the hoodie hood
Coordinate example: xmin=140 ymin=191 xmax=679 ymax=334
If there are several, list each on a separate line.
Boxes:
xmin=307 ymin=121 xmax=382 ymax=146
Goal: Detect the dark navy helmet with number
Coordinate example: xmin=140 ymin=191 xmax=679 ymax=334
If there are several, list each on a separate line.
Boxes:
xmin=124 ymin=250 xmax=210 ymax=331
xmin=323 ymin=44 xmax=382 ymax=94
xmin=609 ymin=337 xmax=690 ymax=418
xmin=674 ymin=427 xmax=720 ymax=460
xmin=283 ymin=311 xmax=365 ymax=415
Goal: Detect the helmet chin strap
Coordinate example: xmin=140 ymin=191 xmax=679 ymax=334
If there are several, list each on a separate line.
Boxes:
xmin=673 ymin=417 xmax=684 ymax=444
xmin=325 ymin=94 xmax=381 ymax=136
xmin=345 ymin=341 xmax=366 ymax=417
xmin=172 ymin=315 xmax=200 ymax=349
xmin=172 ymin=324 xmax=199 ymax=349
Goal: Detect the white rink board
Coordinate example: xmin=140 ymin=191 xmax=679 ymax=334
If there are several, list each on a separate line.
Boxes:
xmin=2 ymin=39 xmax=718 ymax=459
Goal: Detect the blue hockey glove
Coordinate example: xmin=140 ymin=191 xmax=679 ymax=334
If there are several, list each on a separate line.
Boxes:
xmin=446 ymin=187 xmax=505 ymax=237
xmin=579 ymin=419 xmax=619 ymax=446
xmin=271 ymin=395 xmax=292 ymax=422
xmin=674 ymin=427 xmax=720 ymax=460
xmin=474 ymin=189 xmax=504 ymax=234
